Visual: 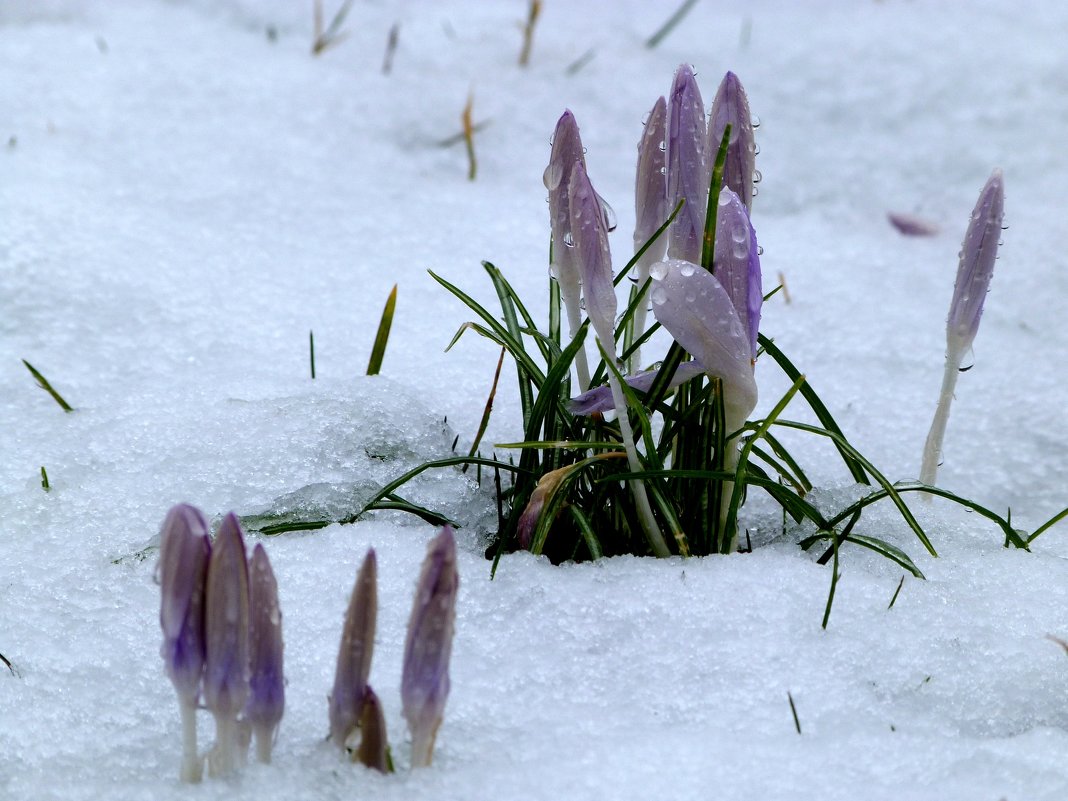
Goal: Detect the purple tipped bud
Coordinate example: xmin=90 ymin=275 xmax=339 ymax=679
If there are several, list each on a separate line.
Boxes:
xmin=246 ymin=544 xmax=284 ymax=762
xmin=402 ymin=526 xmax=459 ymax=768
xmin=666 ymin=64 xmax=708 ymax=264
xmin=329 ymin=548 xmax=378 ymax=749
xmin=707 ymin=71 xmax=756 ymax=211
xmin=158 ymin=503 xmax=211 ymax=703
xmin=545 ymin=110 xmax=586 ymax=277
xmin=516 ymin=465 xmax=572 ymax=549
xmin=203 ymin=513 xmax=250 ymax=720
xmin=650 ymin=259 xmax=757 ymax=428
xmin=568 ymin=161 xmax=617 ymax=351
xmin=712 ymin=188 xmax=762 ymax=358
xmin=567 ymin=362 xmax=706 ymax=416
xmin=947 ymin=169 xmax=1004 ymax=352
xmin=352 ymin=686 xmax=391 ymax=772
xmin=635 ymin=95 xmax=669 ymax=255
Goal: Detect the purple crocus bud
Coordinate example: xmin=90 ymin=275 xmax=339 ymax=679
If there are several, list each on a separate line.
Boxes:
xmin=329 ymin=548 xmax=378 ymax=749
xmin=568 ymin=160 xmax=617 ymax=352
xmin=245 ymin=543 xmax=284 ymax=764
xmin=402 ymin=526 xmax=459 ymax=768
xmin=203 ymin=512 xmax=250 ymax=777
xmin=159 ymin=503 xmax=211 ymax=703
xmin=712 ymin=188 xmax=762 ymax=359
xmin=516 ymin=464 xmax=571 ymax=549
xmin=352 ymin=686 xmax=391 ymax=772
xmin=946 ymin=169 xmax=1004 ymax=353
xmin=666 ymin=64 xmax=708 ymax=264
xmin=567 ymin=362 xmax=705 ymax=416
xmin=650 ymin=259 xmax=757 ymax=432
xmin=707 ymin=71 xmax=756 ymax=211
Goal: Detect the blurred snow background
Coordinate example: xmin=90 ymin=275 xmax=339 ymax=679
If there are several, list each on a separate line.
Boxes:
xmin=2 ymin=1 xmax=1067 ymax=799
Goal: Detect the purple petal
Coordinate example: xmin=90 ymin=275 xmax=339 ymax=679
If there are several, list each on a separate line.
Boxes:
xmin=707 ymin=71 xmax=756 ymax=211
xmin=203 ymin=513 xmax=250 ymax=719
xmin=402 ymin=526 xmax=459 ymax=768
xmin=329 ymin=548 xmax=378 ymax=749
xmin=567 ymin=361 xmax=706 ymax=416
xmin=158 ymin=503 xmax=211 ymax=702
xmin=635 ymin=95 xmax=669 ymax=253
xmin=947 ymin=169 xmax=1004 ymax=350
xmin=666 ymin=64 xmax=708 ymax=264
xmin=568 ymin=161 xmax=617 ymax=350
xmin=712 ymin=188 xmax=762 ymax=357
xmin=245 ymin=543 xmax=284 ymax=738
xmin=544 ymin=110 xmax=586 ymax=279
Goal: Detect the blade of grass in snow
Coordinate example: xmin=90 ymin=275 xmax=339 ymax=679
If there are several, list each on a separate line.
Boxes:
xmin=309 ymin=330 xmax=316 ymax=379
xmin=366 ymin=284 xmax=397 ymax=376
xmin=518 ymin=0 xmax=541 ymax=67
xmin=312 ymin=0 xmax=355 ymax=54
xmin=465 ymin=348 xmax=506 ymax=470
xmin=645 ymin=0 xmax=700 ymax=49
xmin=462 ymin=94 xmax=477 ymax=181
xmin=40 ymin=466 xmax=50 ymax=492
xmin=888 ymin=576 xmax=905 ymax=609
xmin=22 ymin=359 xmax=74 ymax=412
xmin=788 ymin=692 xmax=802 ymax=734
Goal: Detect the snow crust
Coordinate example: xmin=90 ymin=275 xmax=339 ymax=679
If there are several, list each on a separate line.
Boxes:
xmin=2 ymin=1 xmax=1068 ymax=799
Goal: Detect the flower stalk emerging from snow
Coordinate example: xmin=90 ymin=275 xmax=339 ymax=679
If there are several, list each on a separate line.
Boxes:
xmin=203 ymin=513 xmax=251 ymax=778
xmin=245 ymin=543 xmax=284 ymax=764
xmin=402 ymin=526 xmax=459 ymax=767
xmin=158 ymin=503 xmax=211 ymax=783
xmin=330 ymin=548 xmax=378 ymax=749
xmin=920 ymin=169 xmax=1005 ymax=489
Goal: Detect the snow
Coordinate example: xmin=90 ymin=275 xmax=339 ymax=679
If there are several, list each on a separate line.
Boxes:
xmin=2 ymin=1 xmax=1068 ymax=799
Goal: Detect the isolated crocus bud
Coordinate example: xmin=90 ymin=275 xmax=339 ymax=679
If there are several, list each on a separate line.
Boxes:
xmin=352 ymin=686 xmax=391 ymax=773
xmin=707 ymin=71 xmax=756 ymax=211
xmin=245 ymin=543 xmax=284 ymax=764
xmin=712 ymin=188 xmax=762 ymax=359
xmin=919 ymin=169 xmax=1005 ymax=488
xmin=204 ymin=512 xmax=250 ymax=777
xmin=329 ymin=548 xmax=378 ymax=749
xmin=402 ymin=526 xmax=459 ymax=768
xmin=158 ymin=503 xmax=211 ymax=783
xmin=516 ymin=464 xmax=573 ymax=549
xmin=666 ymin=64 xmax=708 ymax=264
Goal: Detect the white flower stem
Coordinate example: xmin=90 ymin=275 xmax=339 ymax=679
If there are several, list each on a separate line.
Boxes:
xmin=719 ymin=417 xmax=745 ymax=552
xmin=253 ymin=723 xmax=274 ymax=764
xmin=558 ymin=267 xmax=591 ymax=391
xmin=178 ymin=698 xmax=202 ymax=783
xmin=920 ymin=349 xmax=963 ymax=494
xmin=606 ymin=371 xmax=670 ymax=558
xmin=208 ymin=713 xmax=238 ymax=778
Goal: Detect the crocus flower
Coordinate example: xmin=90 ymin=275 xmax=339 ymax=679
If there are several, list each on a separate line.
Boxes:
xmin=402 ymin=526 xmax=459 ymax=767
xmin=666 ymin=64 xmax=708 ymax=265
xmin=329 ymin=548 xmax=378 ymax=749
xmin=920 ymin=169 xmax=1005 ymax=488
xmin=158 ymin=503 xmax=211 ymax=783
xmin=629 ymin=94 xmax=669 ymax=371
xmin=245 ymin=543 xmax=284 ymax=764
xmin=651 ymin=258 xmax=758 ymax=549
xmin=707 ymin=71 xmax=756 ymax=211
xmin=516 ymin=463 xmax=574 ymax=550
xmin=352 ymin=686 xmax=391 ymax=772
xmin=569 ymin=162 xmax=670 ymax=557
xmin=203 ymin=512 xmax=250 ymax=777
xmin=545 ymin=109 xmax=593 ymax=390
xmin=712 ymin=187 xmax=762 ymax=359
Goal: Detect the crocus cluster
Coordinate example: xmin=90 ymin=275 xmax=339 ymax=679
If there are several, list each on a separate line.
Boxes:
xmin=158 ymin=505 xmax=284 ymax=782
xmin=329 ymin=526 xmax=459 ymax=770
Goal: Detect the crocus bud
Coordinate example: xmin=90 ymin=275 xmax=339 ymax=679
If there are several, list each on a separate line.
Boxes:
xmin=402 ymin=526 xmax=459 ymax=768
xmin=568 ymin=161 xmax=617 ymax=352
xmin=159 ymin=503 xmax=211 ymax=703
xmin=712 ymin=188 xmax=762 ymax=359
xmin=666 ymin=64 xmax=708 ymax=264
xmin=245 ymin=543 xmax=284 ymax=764
xmin=516 ymin=464 xmax=572 ymax=549
xmin=635 ymin=95 xmax=669 ymax=257
xmin=329 ymin=548 xmax=378 ymax=749
xmin=352 ymin=686 xmax=391 ymax=773
xmin=707 ymin=71 xmax=756 ymax=211
xmin=947 ymin=168 xmax=1004 ymax=355
xmin=204 ymin=512 xmax=250 ymax=777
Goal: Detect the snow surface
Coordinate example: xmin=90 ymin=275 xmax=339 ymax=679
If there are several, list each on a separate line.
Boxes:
xmin=2 ymin=1 xmax=1068 ymax=799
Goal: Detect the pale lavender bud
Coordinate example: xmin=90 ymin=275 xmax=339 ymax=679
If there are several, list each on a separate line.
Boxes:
xmin=567 ymin=362 xmax=705 ymax=416
xmin=402 ymin=526 xmax=459 ymax=768
xmin=635 ymin=95 xmax=669 ymax=254
xmin=650 ymin=259 xmax=757 ymax=429
xmin=246 ymin=543 xmax=284 ymax=763
xmin=329 ymin=548 xmax=378 ymax=749
xmin=544 ymin=109 xmax=586 ymax=273
xmin=707 ymin=71 xmax=756 ymax=211
xmin=712 ymin=188 xmax=762 ymax=358
xmin=568 ymin=160 xmax=617 ymax=351
xmin=352 ymin=686 xmax=391 ymax=772
xmin=666 ymin=64 xmax=708 ymax=264
xmin=515 ymin=464 xmax=572 ymax=549
xmin=947 ymin=168 xmax=1004 ymax=353
xmin=203 ymin=513 xmax=250 ymax=719
xmin=158 ymin=503 xmax=210 ymax=703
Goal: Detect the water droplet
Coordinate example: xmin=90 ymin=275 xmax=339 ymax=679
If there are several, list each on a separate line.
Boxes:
xmin=679 ymin=262 xmax=695 ymax=277
xmin=732 ymin=241 xmax=748 ymax=260
xmin=751 ymin=114 xmax=761 ymax=128
xmin=549 ymin=264 xmax=560 ymax=279
xmin=651 ymin=287 xmax=667 ymax=305
xmin=649 ymin=263 xmax=668 ymax=281
xmin=659 ymin=166 xmax=667 ymax=175
xmin=563 ymin=232 xmax=575 ymax=248
xmin=731 ymin=225 xmax=748 ymax=244
xmin=756 ymin=245 xmax=764 ymax=256
xmin=549 ymin=135 xmax=555 ymax=146
xmin=753 ymin=169 xmax=762 ymax=183
xmin=685 ymin=291 xmax=696 ymax=303
xmin=958 ymin=347 xmax=975 ymax=371
xmin=543 ymin=162 xmax=562 ymax=191
xmin=718 ymin=192 xmax=731 ymax=207
xmin=641 ymin=111 xmax=651 ymax=126
xmin=269 ymin=608 xmax=280 ymax=626
xmin=658 ymin=140 xmax=666 ymax=152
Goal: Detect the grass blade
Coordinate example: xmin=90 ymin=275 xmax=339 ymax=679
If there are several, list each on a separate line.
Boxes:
xmin=22 ymin=359 xmax=74 ymax=412
xmin=366 ymin=284 xmax=397 ymax=376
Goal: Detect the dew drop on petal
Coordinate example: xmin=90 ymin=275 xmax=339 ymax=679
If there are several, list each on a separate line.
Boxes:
xmin=718 ymin=192 xmax=731 ymax=207
xmin=649 ymin=263 xmax=668 ymax=281
xmin=731 ymin=225 xmax=748 ymax=244
xmin=651 ymin=287 xmax=667 ymax=305
xmin=679 ymin=262 xmax=696 ymax=277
